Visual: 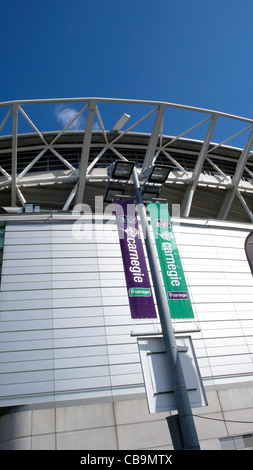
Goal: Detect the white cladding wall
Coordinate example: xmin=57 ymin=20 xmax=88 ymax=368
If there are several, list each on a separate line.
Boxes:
xmin=0 ymin=218 xmax=253 ymax=407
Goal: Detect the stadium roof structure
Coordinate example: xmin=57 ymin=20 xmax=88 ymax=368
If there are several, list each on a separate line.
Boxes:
xmin=1 ymin=97 xmax=253 ymax=222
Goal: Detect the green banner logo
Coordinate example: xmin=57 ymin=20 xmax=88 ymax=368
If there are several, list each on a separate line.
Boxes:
xmin=147 ymin=202 xmax=194 ymax=319
xmin=129 ymin=287 xmax=152 ymax=297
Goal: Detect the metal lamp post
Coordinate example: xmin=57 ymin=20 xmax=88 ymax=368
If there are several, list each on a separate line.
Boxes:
xmin=106 ymin=161 xmax=200 ymax=450
xmin=131 ymin=167 xmax=200 ymax=450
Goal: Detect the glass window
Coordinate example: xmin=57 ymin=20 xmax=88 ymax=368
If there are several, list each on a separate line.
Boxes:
xmin=220 ymin=433 xmax=253 ymax=450
xmin=243 ymin=433 xmax=253 ymax=448
xmin=220 ymin=437 xmax=235 ymax=450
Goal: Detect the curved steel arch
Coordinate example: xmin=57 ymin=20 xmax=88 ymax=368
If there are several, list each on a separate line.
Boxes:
xmin=1 ymin=97 xmax=253 ymax=221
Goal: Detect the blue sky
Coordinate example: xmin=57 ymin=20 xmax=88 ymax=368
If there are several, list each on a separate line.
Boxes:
xmin=1 ymin=0 xmax=253 ymax=143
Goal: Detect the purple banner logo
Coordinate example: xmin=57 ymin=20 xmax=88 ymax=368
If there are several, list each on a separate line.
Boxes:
xmin=168 ymin=291 xmax=189 ymax=300
xmin=114 ymin=200 xmax=157 ymax=319
xmin=117 ymin=215 xmax=137 ymax=224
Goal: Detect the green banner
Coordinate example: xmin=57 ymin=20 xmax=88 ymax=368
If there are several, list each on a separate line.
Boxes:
xmin=147 ymin=202 xmax=194 ymax=319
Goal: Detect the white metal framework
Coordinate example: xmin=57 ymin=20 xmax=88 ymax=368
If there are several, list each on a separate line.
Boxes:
xmin=1 ymin=97 xmax=253 ymax=221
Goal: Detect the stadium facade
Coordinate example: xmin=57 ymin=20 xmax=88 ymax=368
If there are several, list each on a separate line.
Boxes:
xmin=1 ymin=98 xmax=253 ymax=449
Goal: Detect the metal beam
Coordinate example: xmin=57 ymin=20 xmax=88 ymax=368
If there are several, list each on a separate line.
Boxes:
xmin=2 ymin=97 xmax=253 ymax=126
xmin=181 ymin=114 xmax=218 ymax=217
xmin=0 ymin=107 xmax=12 ymax=132
xmin=86 ymin=147 xmax=108 ymax=174
xmin=142 ymin=103 xmax=165 ymax=171
xmin=18 ymin=106 xmax=48 ymax=145
xmin=191 ymin=114 xmax=218 ymax=182
xmin=74 ymin=100 xmax=96 ymax=206
xmin=11 ymin=104 xmax=18 ymax=206
xmin=236 ymin=190 xmax=253 ymax=223
xmin=162 ymin=150 xmax=190 ymax=177
xmin=218 ymin=128 xmax=253 ymax=220
xmin=50 ymin=103 xmax=89 ymax=146
xmin=63 ymin=182 xmax=78 ymax=211
xmin=50 ymin=148 xmax=76 ymax=172
xmin=162 ymin=115 xmax=212 ymax=151
xmin=17 ymin=148 xmax=47 ymax=182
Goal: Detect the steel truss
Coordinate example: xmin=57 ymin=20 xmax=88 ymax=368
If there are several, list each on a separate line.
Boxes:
xmin=1 ymin=97 xmax=253 ymax=220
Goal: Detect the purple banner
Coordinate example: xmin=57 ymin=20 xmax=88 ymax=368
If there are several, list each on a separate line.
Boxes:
xmin=245 ymin=231 xmax=253 ymax=275
xmin=114 ymin=200 xmax=156 ymax=319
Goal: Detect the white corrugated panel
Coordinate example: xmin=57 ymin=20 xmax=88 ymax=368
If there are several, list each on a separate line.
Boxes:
xmin=1 ymin=218 xmax=253 ymax=406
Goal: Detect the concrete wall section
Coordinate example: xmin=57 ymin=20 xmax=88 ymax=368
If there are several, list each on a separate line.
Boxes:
xmin=1 ymin=384 xmax=253 ymax=450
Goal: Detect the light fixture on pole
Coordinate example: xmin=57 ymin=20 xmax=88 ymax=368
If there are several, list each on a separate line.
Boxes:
xmin=107 ymin=160 xmax=135 ymax=181
xmin=104 ymin=160 xmax=135 ymax=203
xmin=141 ymin=185 xmax=161 ymax=201
xmin=104 ymin=183 xmax=126 ymax=203
xmin=142 ymin=164 xmax=172 ymax=184
xmin=141 ymin=163 xmax=172 ymax=200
